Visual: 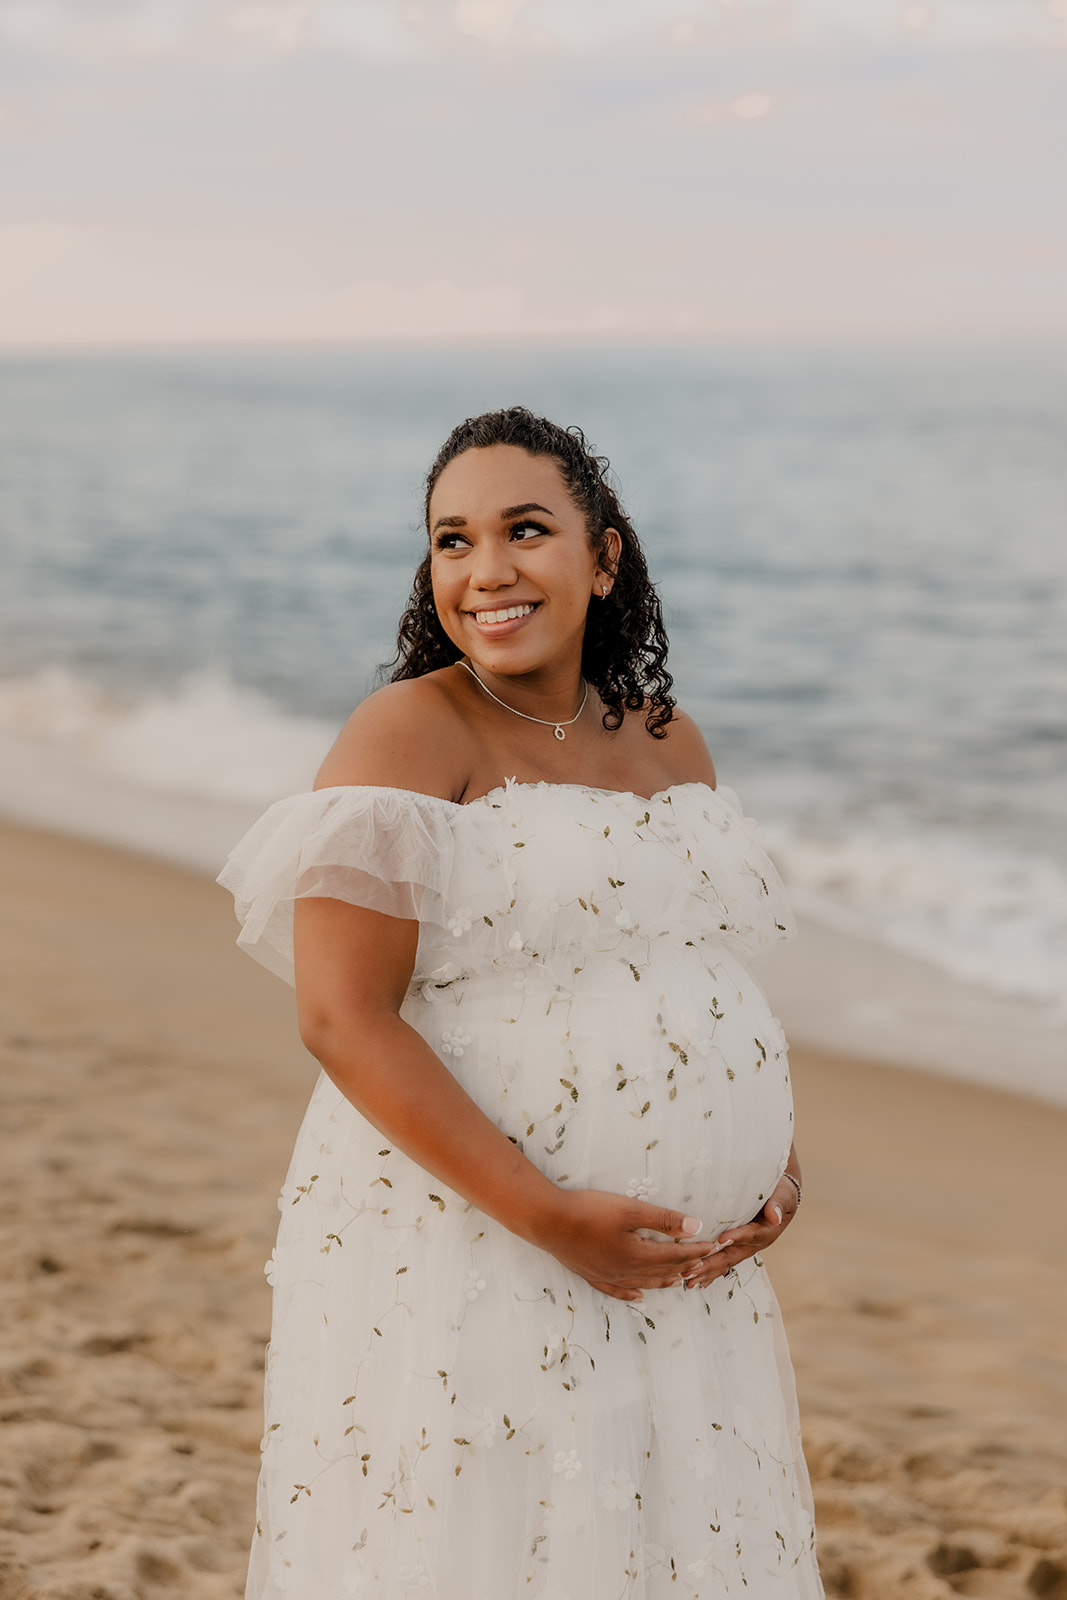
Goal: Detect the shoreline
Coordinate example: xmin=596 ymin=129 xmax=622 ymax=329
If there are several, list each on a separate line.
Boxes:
xmin=1 ymin=817 xmax=1066 ymax=1597
xmin=754 ymin=918 xmax=1067 ymax=1108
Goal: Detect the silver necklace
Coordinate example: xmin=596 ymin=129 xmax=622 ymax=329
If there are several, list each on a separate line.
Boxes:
xmin=460 ymin=660 xmax=588 ymax=742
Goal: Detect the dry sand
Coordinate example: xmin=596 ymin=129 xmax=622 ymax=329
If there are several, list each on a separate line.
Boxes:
xmin=1 ymin=819 xmax=1065 ymax=1600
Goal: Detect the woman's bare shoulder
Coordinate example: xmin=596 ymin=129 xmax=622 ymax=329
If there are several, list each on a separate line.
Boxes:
xmin=314 ymin=672 xmax=475 ymax=800
xmin=651 ymin=706 xmax=717 ymax=790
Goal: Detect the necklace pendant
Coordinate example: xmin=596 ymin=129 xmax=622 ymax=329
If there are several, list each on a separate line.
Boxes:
xmin=553 ymin=725 xmax=566 ymax=741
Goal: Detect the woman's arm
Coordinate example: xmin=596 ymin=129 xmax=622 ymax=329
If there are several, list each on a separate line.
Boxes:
xmin=294 ymin=894 xmax=712 ymax=1303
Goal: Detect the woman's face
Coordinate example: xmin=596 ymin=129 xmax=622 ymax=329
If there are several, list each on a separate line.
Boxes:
xmin=428 ymin=444 xmax=614 ymax=681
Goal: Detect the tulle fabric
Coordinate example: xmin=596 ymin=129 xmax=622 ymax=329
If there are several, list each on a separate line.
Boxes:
xmin=220 ymin=781 xmax=821 ymax=1600
xmin=217 ymin=784 xmax=459 ymax=985
xmin=217 ymin=780 xmax=795 ymax=989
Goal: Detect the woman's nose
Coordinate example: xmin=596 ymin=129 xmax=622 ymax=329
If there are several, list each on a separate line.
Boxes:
xmin=469 ymin=539 xmax=518 ymax=590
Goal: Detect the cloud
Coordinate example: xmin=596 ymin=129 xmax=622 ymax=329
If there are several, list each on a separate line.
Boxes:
xmin=0 ymin=223 xmax=80 ymax=293
xmin=0 ymin=0 xmax=206 ymax=59
xmin=2 ymin=213 xmax=1065 ymax=346
xmin=453 ymin=0 xmax=526 ymax=42
xmin=224 ymin=4 xmax=311 ymax=51
xmin=731 ymin=91 xmax=775 ymax=118
xmin=0 ymin=225 xmax=532 ymax=341
xmin=325 ymin=277 xmax=527 ymax=337
xmin=2 ymin=0 xmax=1064 ymax=62
xmin=1 ymin=0 xmax=1065 ymax=342
xmin=899 ymin=5 xmax=932 ymax=33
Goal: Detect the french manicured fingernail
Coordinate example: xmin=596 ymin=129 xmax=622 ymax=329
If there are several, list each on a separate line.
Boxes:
xmin=681 ymin=1216 xmax=702 ymax=1236
xmin=772 ymin=1205 xmax=783 ymax=1224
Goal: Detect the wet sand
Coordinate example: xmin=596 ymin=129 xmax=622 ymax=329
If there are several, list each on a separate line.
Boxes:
xmin=1 ymin=819 xmax=1065 ymax=1599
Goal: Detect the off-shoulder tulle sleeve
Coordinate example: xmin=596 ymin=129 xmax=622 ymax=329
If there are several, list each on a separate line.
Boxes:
xmin=216 ymin=786 xmax=458 ymax=985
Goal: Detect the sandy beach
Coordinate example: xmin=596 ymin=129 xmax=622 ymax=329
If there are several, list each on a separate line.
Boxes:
xmin=1 ymin=818 xmax=1065 ymax=1600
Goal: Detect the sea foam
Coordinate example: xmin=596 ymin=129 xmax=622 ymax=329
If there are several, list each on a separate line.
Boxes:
xmin=0 ymin=667 xmax=336 ymax=806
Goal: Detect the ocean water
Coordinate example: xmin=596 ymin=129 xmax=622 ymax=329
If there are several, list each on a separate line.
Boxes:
xmin=1 ymin=345 xmax=1065 ymax=1019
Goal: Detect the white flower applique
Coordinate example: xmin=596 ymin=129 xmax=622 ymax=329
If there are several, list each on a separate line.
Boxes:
xmin=614 ymin=908 xmax=635 ymax=932
xmin=678 ymin=1008 xmax=715 ymax=1059
xmin=683 ymin=1149 xmax=712 ymax=1183
xmin=505 ymin=930 xmax=537 ymax=989
xmin=469 ymin=1409 xmax=497 ymax=1450
xmin=441 ymin=1030 xmax=471 ymax=1058
xmin=764 ymin=1017 xmax=788 ymax=1061
xmin=597 ymin=1468 xmax=637 ymax=1510
xmin=264 ymin=1248 xmax=279 ymax=1285
xmin=464 ymin=1267 xmax=487 ymax=1302
xmin=625 ymin=1177 xmax=658 ymax=1201
xmin=553 ymin=1449 xmax=582 ymax=1480
xmin=447 ymin=906 xmax=473 ymax=938
xmin=420 ymin=962 xmax=465 ymax=1005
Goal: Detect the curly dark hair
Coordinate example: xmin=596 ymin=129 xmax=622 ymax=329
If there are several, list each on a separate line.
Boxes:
xmin=388 ymin=406 xmax=676 ymax=737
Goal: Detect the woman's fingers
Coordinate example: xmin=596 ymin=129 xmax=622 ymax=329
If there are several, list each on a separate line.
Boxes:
xmin=762 ymin=1174 xmax=800 ymax=1229
xmin=682 ymin=1212 xmax=790 ymax=1289
xmin=630 ymin=1199 xmax=703 ymax=1240
xmin=588 ymin=1269 xmax=686 ymax=1301
xmin=585 ymin=1177 xmax=803 ymax=1297
xmin=589 ymin=1280 xmax=644 ymax=1302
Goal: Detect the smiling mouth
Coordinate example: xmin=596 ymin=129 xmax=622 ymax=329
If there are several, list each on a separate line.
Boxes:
xmin=467 ymin=602 xmax=540 ymax=625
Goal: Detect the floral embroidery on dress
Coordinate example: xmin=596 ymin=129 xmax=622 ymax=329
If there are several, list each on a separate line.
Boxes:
xmin=219 ymin=781 xmax=820 ymax=1600
xmin=553 ymin=1449 xmax=582 ymax=1480
xmin=598 ymin=1468 xmax=639 ymax=1510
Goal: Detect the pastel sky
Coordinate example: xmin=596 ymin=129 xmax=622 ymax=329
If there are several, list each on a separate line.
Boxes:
xmin=1 ymin=0 xmax=1065 ymax=343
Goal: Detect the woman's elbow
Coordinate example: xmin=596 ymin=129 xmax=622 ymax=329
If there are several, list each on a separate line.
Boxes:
xmin=296 ymin=998 xmax=343 ymax=1063
xmin=296 ymin=994 xmax=396 ymax=1069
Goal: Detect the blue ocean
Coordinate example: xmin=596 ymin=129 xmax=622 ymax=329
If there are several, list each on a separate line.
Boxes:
xmin=1 ymin=344 xmax=1065 ymax=1014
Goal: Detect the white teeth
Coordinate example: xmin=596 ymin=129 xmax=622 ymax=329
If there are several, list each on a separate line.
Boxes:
xmin=476 ymin=603 xmax=534 ymax=624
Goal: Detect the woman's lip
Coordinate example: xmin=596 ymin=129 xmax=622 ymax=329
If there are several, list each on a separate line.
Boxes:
xmin=465 ymin=603 xmax=540 ymax=634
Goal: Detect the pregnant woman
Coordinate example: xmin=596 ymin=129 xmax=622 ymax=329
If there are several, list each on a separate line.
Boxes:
xmin=220 ymin=407 xmax=822 ymax=1598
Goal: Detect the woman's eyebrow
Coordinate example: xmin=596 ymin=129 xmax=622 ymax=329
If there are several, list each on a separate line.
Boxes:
xmin=431 ymin=502 xmax=557 ymax=534
xmin=501 ymin=502 xmax=555 ymax=520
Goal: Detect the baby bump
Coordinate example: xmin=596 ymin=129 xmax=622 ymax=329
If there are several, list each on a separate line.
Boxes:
xmin=409 ymin=945 xmax=794 ymax=1242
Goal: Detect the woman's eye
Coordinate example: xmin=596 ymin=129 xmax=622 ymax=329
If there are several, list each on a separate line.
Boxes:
xmin=434 ymin=533 xmax=469 ymax=551
xmin=510 ymin=521 xmax=549 ymax=540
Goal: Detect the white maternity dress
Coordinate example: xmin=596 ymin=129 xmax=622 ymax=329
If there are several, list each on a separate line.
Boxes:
xmin=219 ymin=779 xmax=822 ymax=1600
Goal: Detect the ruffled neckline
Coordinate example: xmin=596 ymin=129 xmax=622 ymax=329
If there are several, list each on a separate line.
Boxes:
xmin=313 ymin=779 xmax=722 ymax=811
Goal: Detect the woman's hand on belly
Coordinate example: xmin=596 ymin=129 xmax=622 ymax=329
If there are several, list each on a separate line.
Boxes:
xmin=534 ymin=1189 xmax=710 ymax=1303
xmin=679 ymin=1150 xmax=803 ymax=1292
